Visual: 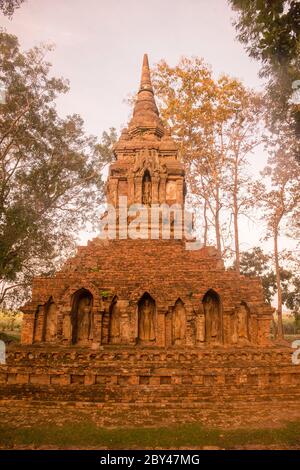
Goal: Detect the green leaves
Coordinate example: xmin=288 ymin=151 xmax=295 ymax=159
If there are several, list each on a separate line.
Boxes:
xmin=239 ymin=246 xmax=300 ymax=318
xmin=100 ymin=290 xmax=110 ymax=298
xmin=152 ymin=57 xmax=262 ymax=257
xmin=229 ymin=0 xmax=300 ymax=145
xmin=0 ymin=32 xmax=116 ymax=306
xmin=0 ymin=0 xmax=25 ymax=18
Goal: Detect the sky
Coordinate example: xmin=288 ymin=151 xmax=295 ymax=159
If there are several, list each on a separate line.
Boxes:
xmin=1 ymin=0 xmax=264 ymax=135
xmin=1 ymin=0 xmax=273 ymax=251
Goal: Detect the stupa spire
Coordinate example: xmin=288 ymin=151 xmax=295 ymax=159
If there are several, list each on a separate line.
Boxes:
xmin=127 ymin=53 xmax=164 ymax=138
xmin=138 ymin=54 xmax=156 ymax=100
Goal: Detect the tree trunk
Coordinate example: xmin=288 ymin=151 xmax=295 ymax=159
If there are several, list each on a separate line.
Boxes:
xmin=203 ymin=199 xmax=208 ymax=246
xmin=274 ymin=225 xmax=284 ymax=339
xmin=233 ymin=206 xmax=240 ymax=275
xmin=233 ymin=162 xmax=240 ymax=274
xmin=215 ymin=185 xmax=222 ymax=255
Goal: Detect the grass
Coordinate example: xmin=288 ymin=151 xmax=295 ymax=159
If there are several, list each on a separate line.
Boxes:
xmin=0 ymin=421 xmax=300 ymax=449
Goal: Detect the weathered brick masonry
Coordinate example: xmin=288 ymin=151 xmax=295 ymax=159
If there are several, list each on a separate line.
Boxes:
xmin=1 ymin=54 xmax=299 ymax=418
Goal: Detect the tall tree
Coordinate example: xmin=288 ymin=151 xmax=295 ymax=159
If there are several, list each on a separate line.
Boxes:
xmin=284 ymin=276 xmax=300 ymax=323
xmin=0 ymin=32 xmax=116 ymax=307
xmin=229 ymin=0 xmax=300 ymax=154
xmin=223 ymin=89 xmax=262 ymax=273
xmin=255 ymin=138 xmax=300 ymax=338
xmin=239 ymin=247 xmax=277 ymax=304
xmin=152 ymin=57 xmax=262 ymax=264
xmin=238 ymin=246 xmax=295 ymax=305
xmin=238 ymin=246 xmax=299 ymax=335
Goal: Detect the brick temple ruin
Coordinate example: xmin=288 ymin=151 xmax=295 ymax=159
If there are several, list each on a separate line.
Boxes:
xmin=0 ymin=55 xmax=299 ymax=422
xmin=20 ymin=54 xmax=274 ymax=349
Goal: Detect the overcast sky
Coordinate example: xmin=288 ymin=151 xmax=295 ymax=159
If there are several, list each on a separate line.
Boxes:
xmin=1 ymin=0 xmax=264 ymax=135
xmin=1 ymin=0 xmax=274 ymax=251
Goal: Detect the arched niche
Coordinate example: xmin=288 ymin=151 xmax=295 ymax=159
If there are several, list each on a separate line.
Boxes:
xmin=108 ymin=296 xmax=121 ymax=344
xmin=138 ymin=292 xmax=156 ymax=343
xmin=202 ymin=289 xmax=222 ymax=344
xmin=71 ymin=288 xmax=93 ymax=345
xmin=172 ymin=298 xmax=186 ymax=346
xmin=142 ymin=169 xmax=152 ymax=205
xmin=44 ymin=296 xmax=57 ymax=343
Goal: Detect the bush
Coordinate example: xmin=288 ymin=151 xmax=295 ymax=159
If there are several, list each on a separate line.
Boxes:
xmin=0 ymin=310 xmax=23 ymax=333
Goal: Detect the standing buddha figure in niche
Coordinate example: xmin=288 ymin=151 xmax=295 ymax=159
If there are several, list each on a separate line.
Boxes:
xmin=237 ymin=303 xmax=249 ymax=340
xmin=142 ymin=171 xmax=152 ymax=206
xmin=109 ymin=299 xmax=121 ymax=343
xmin=203 ymin=294 xmax=220 ymax=343
xmin=77 ymin=296 xmax=92 ymax=343
xmin=173 ymin=300 xmax=185 ymax=345
xmin=139 ymin=297 xmax=155 ymax=342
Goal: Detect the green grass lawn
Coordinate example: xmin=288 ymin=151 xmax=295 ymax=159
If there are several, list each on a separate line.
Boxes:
xmin=0 ymin=421 xmax=300 ymax=449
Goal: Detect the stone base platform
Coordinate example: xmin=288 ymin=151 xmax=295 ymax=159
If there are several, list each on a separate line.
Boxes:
xmin=1 ymin=345 xmax=299 ymax=407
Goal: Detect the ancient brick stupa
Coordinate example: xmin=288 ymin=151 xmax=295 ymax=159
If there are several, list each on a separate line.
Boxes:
xmin=2 ymin=56 xmax=298 ymax=418
xmin=20 ymin=54 xmax=274 ymax=349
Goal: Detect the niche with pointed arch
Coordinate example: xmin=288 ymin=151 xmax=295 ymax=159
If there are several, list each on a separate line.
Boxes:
xmin=142 ymin=169 xmax=152 ymax=205
xmin=71 ymin=288 xmax=93 ymax=345
xmin=138 ymin=293 xmax=156 ymax=343
xmin=202 ymin=289 xmax=223 ymax=344
xmin=172 ymin=299 xmax=186 ymax=345
xmin=44 ymin=297 xmax=57 ymax=342
xmin=109 ymin=296 xmax=121 ymax=344
xmin=101 ymin=295 xmax=121 ymax=344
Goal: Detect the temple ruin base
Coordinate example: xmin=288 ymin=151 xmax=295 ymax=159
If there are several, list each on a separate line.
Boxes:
xmin=2 ymin=56 xmax=299 ymax=435
xmin=1 ymin=344 xmax=299 ymax=426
